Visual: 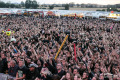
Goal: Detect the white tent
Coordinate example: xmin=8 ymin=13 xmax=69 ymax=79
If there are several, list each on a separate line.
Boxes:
xmin=98 ymin=12 xmax=109 ymax=20
xmin=112 ymin=17 xmax=120 ymax=21
xmin=0 ymin=10 xmax=11 ymax=15
xmin=92 ymin=12 xmax=100 ymax=18
xmin=84 ymin=12 xmax=93 ymax=18
xmin=54 ymin=11 xmax=60 ymax=17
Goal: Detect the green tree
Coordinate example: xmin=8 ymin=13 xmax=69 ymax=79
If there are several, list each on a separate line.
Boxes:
xmin=81 ymin=4 xmax=86 ymax=8
xmin=5 ymin=1 xmax=11 ymax=8
xmin=62 ymin=4 xmax=66 ymax=7
xmin=49 ymin=5 xmax=54 ymax=9
xmin=10 ymin=3 xmax=15 ymax=8
xmin=0 ymin=1 xmax=6 ymax=8
xmin=116 ymin=4 xmax=120 ymax=8
xmin=69 ymin=2 xmax=75 ymax=7
xmin=102 ymin=9 xmax=105 ymax=11
xmin=76 ymin=4 xmax=80 ymax=7
xmin=25 ymin=0 xmax=32 ymax=8
xmin=15 ymin=4 xmax=21 ymax=8
xmin=31 ymin=0 xmax=38 ymax=9
xmin=96 ymin=9 xmax=101 ymax=11
xmin=65 ymin=4 xmax=69 ymax=10
xmin=21 ymin=1 xmax=25 ymax=7
xmin=107 ymin=8 xmax=118 ymax=11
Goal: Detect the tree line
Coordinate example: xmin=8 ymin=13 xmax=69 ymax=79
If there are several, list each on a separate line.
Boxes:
xmin=49 ymin=4 xmax=69 ymax=10
xmin=0 ymin=0 xmax=120 ymax=10
xmin=0 ymin=0 xmax=39 ymax=9
xmin=0 ymin=0 xmax=69 ymax=10
xmin=0 ymin=1 xmax=21 ymax=8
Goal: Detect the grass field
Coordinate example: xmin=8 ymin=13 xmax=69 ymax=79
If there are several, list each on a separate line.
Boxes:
xmin=54 ymin=7 xmax=108 ymax=11
xmin=41 ymin=7 xmax=107 ymax=11
xmin=40 ymin=7 xmax=120 ymax=11
xmin=69 ymin=8 xmax=107 ymax=11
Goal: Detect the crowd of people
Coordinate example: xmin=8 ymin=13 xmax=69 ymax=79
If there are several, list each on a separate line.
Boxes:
xmin=0 ymin=15 xmax=120 ymax=80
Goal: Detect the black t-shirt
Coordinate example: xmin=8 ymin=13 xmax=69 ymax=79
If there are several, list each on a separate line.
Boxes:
xmin=57 ymin=70 xmax=66 ymax=78
xmin=1 ymin=58 xmax=8 ymax=73
xmin=8 ymin=65 xmax=19 ymax=77
xmin=0 ymin=60 xmax=2 ymax=72
xmin=17 ymin=66 xmax=28 ymax=79
xmin=26 ymin=68 xmax=41 ymax=80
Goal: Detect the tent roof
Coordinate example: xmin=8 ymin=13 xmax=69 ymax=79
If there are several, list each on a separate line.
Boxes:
xmin=46 ymin=11 xmax=55 ymax=15
xmin=0 ymin=10 xmax=11 ymax=15
xmin=0 ymin=8 xmax=119 ymax=17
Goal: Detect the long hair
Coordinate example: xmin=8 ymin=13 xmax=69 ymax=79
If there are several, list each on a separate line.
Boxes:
xmin=75 ymin=74 xmax=81 ymax=79
xmin=65 ymin=72 xmax=74 ymax=80
xmin=52 ymin=74 xmax=60 ymax=80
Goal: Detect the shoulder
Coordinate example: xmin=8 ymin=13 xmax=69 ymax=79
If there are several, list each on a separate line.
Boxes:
xmin=23 ymin=66 xmax=28 ymax=70
xmin=60 ymin=70 xmax=66 ymax=74
xmin=15 ymin=65 xmax=19 ymax=68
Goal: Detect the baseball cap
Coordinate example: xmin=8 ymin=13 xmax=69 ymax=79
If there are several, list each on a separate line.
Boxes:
xmin=29 ymin=63 xmax=38 ymax=68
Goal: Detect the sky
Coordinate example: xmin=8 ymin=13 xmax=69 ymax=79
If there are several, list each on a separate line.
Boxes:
xmin=2 ymin=0 xmax=120 ymax=5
